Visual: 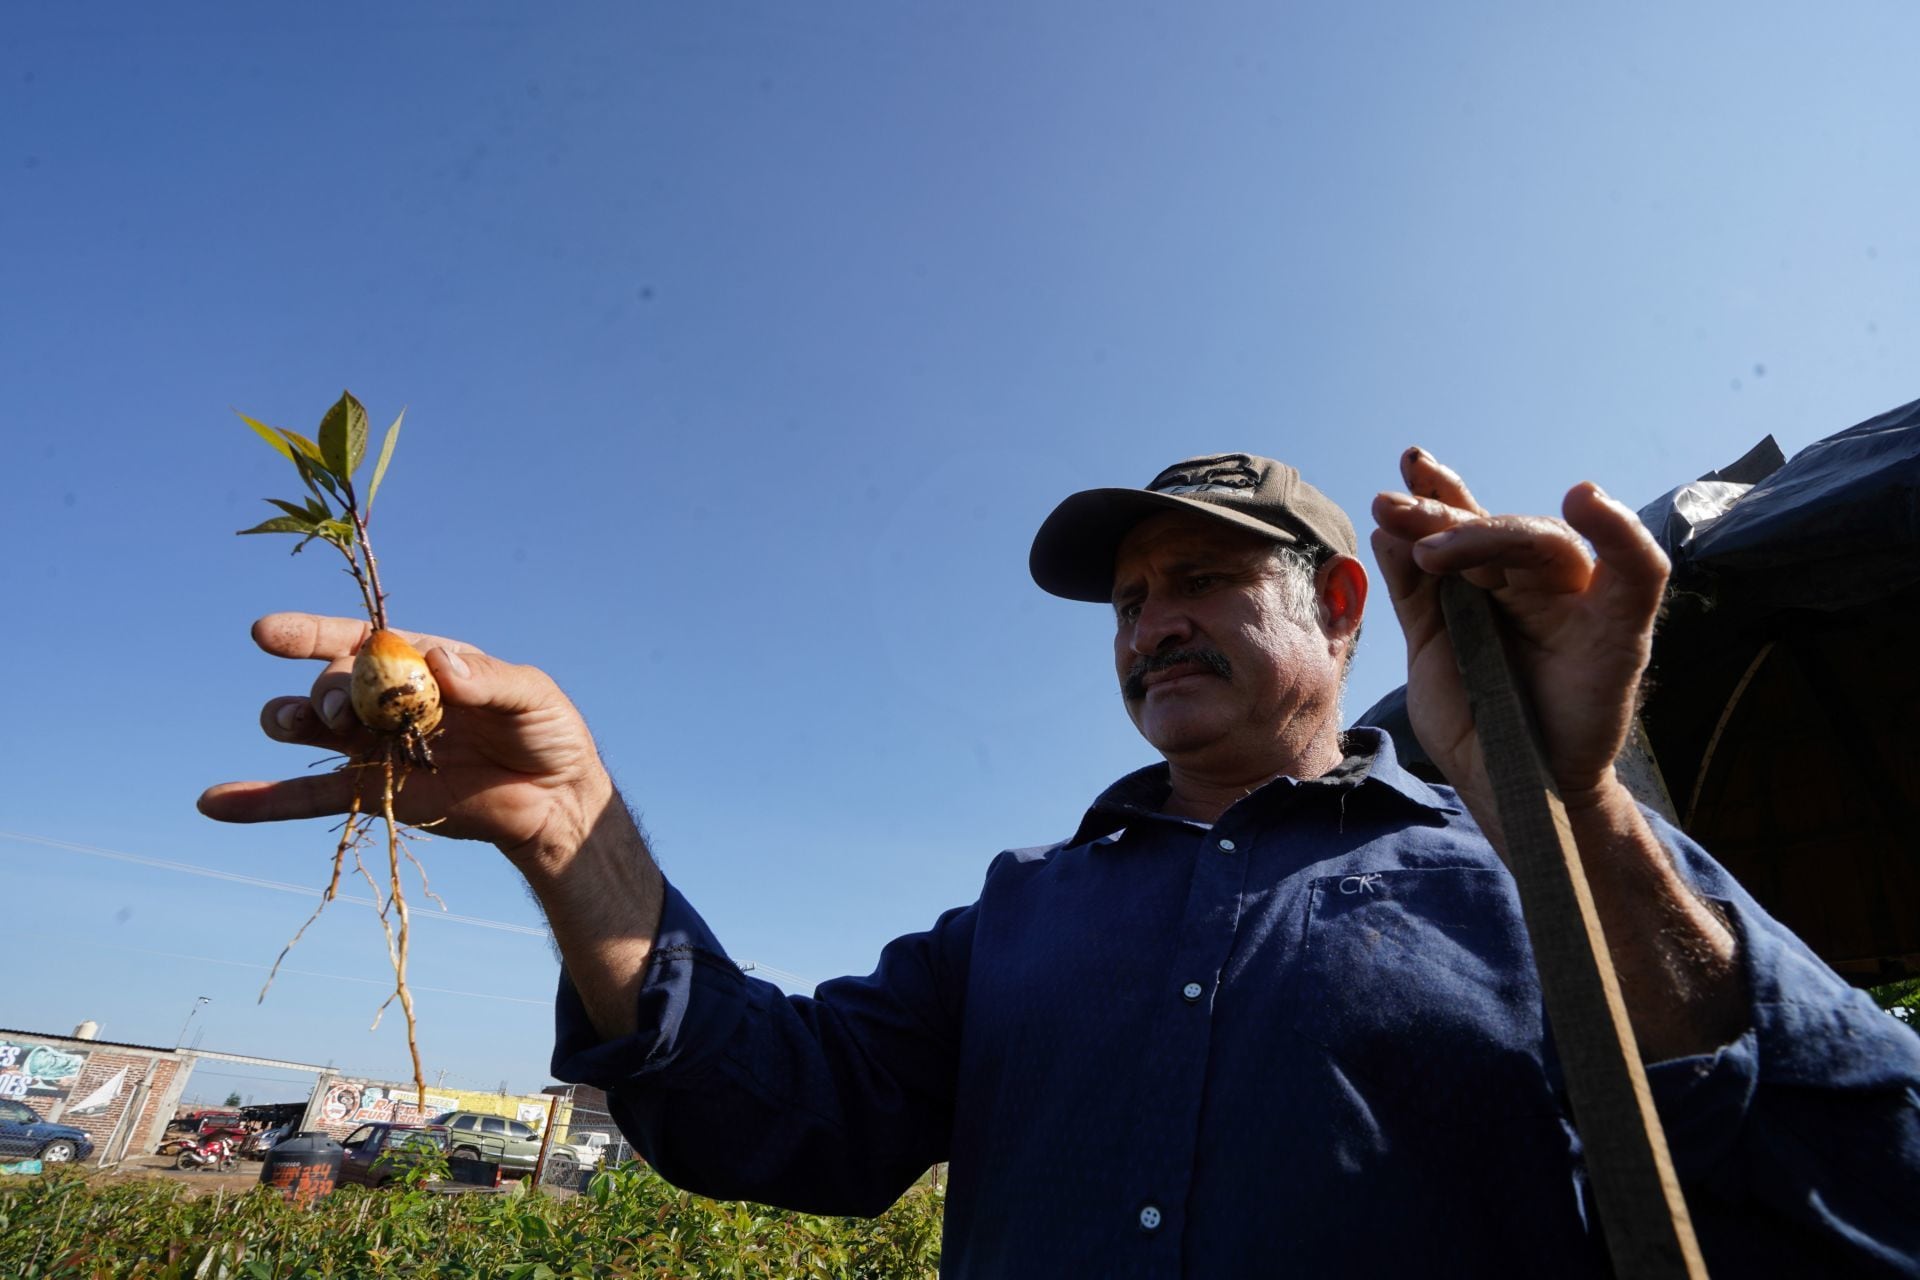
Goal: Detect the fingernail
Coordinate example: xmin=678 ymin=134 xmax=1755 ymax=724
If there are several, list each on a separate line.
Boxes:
xmin=441 ymin=649 xmax=471 ymax=679
xmin=1422 ymin=529 xmax=1460 ymax=548
xmin=1590 ymin=483 xmax=1609 ymax=500
xmin=321 ymin=689 xmax=347 ymax=725
xmin=1377 ymin=491 xmax=1418 ymax=508
xmin=274 ymin=703 xmax=301 ymax=732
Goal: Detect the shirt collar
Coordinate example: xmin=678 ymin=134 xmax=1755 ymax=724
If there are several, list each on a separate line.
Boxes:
xmin=1068 ymin=726 xmax=1459 ymax=847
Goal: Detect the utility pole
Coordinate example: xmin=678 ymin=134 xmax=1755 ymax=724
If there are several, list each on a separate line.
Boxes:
xmin=173 ymin=996 xmax=210 ymax=1051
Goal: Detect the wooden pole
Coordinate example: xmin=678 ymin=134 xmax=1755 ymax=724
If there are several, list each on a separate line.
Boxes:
xmin=1439 ymin=577 xmax=1709 ymax=1280
xmin=532 ymin=1094 xmax=561 ymax=1186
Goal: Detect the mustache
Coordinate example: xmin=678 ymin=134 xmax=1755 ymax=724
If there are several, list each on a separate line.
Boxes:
xmin=1123 ymin=647 xmax=1233 ymax=701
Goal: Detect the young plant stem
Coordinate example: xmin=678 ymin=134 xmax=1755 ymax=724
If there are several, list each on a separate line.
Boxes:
xmin=327 ymin=482 xmax=390 ymax=633
xmin=351 ymin=506 xmax=391 ymax=633
xmin=335 ymin=538 xmax=380 ymax=634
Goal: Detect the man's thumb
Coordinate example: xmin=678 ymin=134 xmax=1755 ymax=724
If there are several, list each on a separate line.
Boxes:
xmin=426 ymin=646 xmax=552 ymax=715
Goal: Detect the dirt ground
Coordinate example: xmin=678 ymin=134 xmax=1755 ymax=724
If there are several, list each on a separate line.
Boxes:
xmin=93 ymin=1153 xmax=567 ymax=1200
xmin=100 ymin=1153 xmax=269 ymax=1197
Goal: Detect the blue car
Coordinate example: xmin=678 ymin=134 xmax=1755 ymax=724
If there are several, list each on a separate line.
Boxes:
xmin=0 ymin=1098 xmax=95 ymax=1164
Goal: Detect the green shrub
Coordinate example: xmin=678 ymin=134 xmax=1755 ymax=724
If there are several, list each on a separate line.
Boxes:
xmin=0 ymin=1163 xmax=942 ymax=1279
xmin=1871 ymin=976 xmax=1920 ymax=1032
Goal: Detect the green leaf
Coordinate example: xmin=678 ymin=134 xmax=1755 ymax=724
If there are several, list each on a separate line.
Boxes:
xmin=366 ymin=407 xmax=404 ymax=512
xmin=318 ymin=518 xmax=357 ymax=548
xmin=290 ymin=448 xmax=341 ymax=502
xmin=318 ymin=390 xmax=370 ymax=482
xmin=235 ymin=411 xmax=294 ymax=462
xmin=236 ymin=515 xmax=317 ymax=536
xmin=303 ymin=495 xmax=331 ymax=521
xmin=277 ymin=428 xmax=325 ymax=464
xmin=266 ymin=498 xmax=319 ymax=522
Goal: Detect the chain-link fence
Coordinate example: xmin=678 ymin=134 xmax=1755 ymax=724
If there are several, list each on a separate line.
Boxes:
xmin=535 ymin=1085 xmax=633 ymax=1192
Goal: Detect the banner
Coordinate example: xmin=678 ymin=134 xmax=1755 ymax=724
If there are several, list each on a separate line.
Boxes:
xmin=318 ymin=1079 xmax=459 ymax=1127
xmin=0 ymin=1041 xmax=89 ymax=1106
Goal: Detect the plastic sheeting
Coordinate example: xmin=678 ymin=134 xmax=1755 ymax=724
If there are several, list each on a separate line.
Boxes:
xmin=1679 ymin=397 xmax=1920 ymax=615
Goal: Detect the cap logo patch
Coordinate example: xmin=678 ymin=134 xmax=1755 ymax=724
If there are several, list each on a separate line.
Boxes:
xmin=1148 ymin=457 xmax=1259 ymax=497
xmin=1155 ymin=482 xmax=1241 ymax=496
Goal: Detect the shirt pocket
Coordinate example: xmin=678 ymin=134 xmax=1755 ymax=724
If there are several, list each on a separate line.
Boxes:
xmin=1290 ymin=866 xmax=1559 ymax=1128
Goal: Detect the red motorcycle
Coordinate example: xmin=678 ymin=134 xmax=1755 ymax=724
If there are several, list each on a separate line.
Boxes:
xmin=173 ymin=1128 xmax=244 ymax=1172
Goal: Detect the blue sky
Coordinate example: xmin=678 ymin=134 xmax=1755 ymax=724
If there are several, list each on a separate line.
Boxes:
xmin=3 ymin=3 xmax=1914 ymax=1102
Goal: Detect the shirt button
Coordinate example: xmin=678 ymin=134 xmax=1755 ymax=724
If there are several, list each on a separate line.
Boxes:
xmin=1139 ymin=1204 xmax=1162 ymax=1231
xmin=1181 ymin=982 xmax=1203 ymax=1002
xmin=1217 ymin=838 xmax=1236 ymax=852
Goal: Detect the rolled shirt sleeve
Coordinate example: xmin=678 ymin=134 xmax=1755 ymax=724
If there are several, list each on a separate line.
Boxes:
xmin=552 ymin=878 xmax=973 ymax=1217
xmin=1640 ymin=816 xmax=1920 ymax=1276
xmin=552 ymin=880 xmax=752 ymax=1088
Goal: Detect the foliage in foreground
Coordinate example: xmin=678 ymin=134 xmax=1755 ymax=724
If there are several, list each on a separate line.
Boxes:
xmin=1871 ymin=976 xmax=1920 ymax=1029
xmin=0 ymin=1163 xmax=942 ymax=1280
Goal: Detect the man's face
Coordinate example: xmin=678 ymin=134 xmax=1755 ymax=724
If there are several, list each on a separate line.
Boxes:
xmin=1111 ymin=512 xmax=1345 ymax=772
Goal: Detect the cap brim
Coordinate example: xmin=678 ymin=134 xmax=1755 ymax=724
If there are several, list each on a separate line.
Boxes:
xmin=1029 ymin=488 xmax=1311 ymax=603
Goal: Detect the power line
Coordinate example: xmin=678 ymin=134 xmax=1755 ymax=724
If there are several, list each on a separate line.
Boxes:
xmin=44 ymin=935 xmax=551 ymax=1007
xmin=3 ymin=829 xmax=817 ymax=990
xmin=740 ymin=961 xmax=815 ymax=990
xmin=187 ymin=1068 xmax=315 ymax=1084
xmin=0 ymin=829 xmax=548 ymax=936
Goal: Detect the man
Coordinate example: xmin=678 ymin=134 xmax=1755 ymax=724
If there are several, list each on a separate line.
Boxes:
xmin=203 ymin=448 xmax=1919 ymax=1277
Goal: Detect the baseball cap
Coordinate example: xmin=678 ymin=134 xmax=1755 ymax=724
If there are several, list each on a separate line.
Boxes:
xmin=1029 ymin=452 xmax=1359 ymax=602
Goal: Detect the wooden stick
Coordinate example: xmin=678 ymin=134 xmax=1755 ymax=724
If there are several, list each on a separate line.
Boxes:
xmin=1439 ymin=576 xmax=1709 ymax=1280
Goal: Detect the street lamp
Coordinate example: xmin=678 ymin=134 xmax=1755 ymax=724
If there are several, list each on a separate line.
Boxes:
xmin=174 ymin=996 xmax=210 ymax=1051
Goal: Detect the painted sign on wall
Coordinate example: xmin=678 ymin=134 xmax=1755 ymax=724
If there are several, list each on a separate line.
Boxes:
xmin=305 ymin=1075 xmax=567 ymax=1142
xmin=318 ymin=1080 xmax=458 ymax=1127
xmin=0 ymin=1041 xmax=90 ymax=1106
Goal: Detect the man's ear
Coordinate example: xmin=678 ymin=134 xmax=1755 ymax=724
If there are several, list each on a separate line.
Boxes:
xmin=1316 ymin=554 xmax=1368 ymax=648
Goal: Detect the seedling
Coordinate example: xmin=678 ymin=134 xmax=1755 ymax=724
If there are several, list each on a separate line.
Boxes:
xmin=234 ymin=390 xmax=440 ymax=1107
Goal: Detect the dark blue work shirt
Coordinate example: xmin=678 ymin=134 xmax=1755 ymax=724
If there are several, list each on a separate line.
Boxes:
xmin=553 ymin=730 xmax=1920 ymax=1278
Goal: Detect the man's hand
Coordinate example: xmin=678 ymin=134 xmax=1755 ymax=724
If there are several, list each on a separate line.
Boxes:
xmin=1369 ymin=448 xmax=1668 ymax=824
xmin=1371 ymin=451 xmax=1745 ymax=1060
xmin=200 ymin=612 xmax=664 ymax=1039
xmin=197 ymin=613 xmax=613 ymax=870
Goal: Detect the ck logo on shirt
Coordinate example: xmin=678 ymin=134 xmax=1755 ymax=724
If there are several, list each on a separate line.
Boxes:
xmin=1338 ymin=874 xmax=1385 ymax=895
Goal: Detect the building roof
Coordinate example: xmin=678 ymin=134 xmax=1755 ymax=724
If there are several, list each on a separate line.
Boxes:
xmin=0 ymin=1028 xmax=328 ymax=1072
xmin=0 ymin=1026 xmax=179 ymax=1055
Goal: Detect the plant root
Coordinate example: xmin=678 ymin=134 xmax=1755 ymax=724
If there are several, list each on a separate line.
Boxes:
xmin=259 ymin=783 xmax=366 ymax=1003
xmin=265 ymin=730 xmax=443 ymax=1113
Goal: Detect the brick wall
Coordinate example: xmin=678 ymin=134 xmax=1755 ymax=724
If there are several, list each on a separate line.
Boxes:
xmin=0 ymin=1029 xmax=188 ymax=1163
xmin=55 ymin=1050 xmax=185 ymax=1156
